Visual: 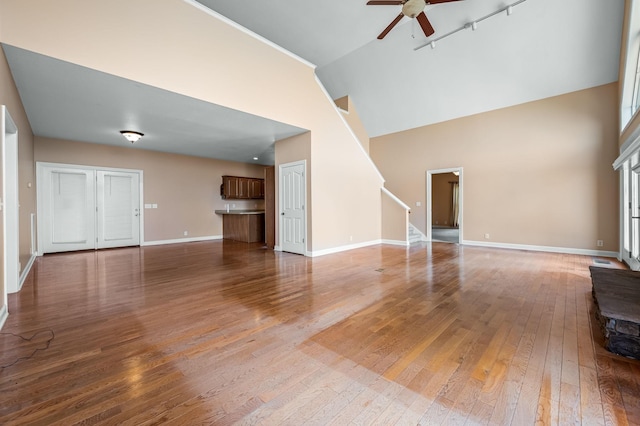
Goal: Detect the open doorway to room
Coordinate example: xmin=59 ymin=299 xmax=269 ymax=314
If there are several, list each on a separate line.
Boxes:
xmin=426 ymin=168 xmax=462 ymax=243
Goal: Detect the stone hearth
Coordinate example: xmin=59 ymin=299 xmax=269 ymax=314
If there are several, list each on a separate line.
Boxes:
xmin=590 ymin=266 xmax=640 ymax=360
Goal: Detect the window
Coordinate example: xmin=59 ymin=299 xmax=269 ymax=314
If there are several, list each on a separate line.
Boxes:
xmin=621 ymin=0 xmax=640 ymax=131
xmin=633 ymin=42 xmax=640 ymax=117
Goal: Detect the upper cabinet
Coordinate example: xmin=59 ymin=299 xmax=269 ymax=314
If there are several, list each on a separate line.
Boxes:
xmin=221 ymin=176 xmax=264 ymax=199
xmin=248 ymin=178 xmax=264 ymax=199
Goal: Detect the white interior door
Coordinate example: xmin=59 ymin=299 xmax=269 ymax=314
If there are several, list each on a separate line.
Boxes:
xmin=40 ymin=167 xmax=96 ymax=253
xmin=97 ymin=171 xmax=140 ymax=248
xmin=280 ymin=161 xmax=306 ymax=255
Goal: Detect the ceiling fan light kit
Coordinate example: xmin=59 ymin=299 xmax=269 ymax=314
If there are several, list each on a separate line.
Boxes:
xmin=402 ymin=0 xmax=426 ymax=18
xmin=366 ymin=0 xmax=461 ymax=40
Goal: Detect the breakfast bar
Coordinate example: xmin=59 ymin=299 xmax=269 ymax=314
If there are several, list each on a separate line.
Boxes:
xmin=215 ymin=209 xmax=265 ymax=243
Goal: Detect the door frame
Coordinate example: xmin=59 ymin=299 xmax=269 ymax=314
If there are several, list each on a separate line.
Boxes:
xmin=278 ymin=160 xmax=307 ymax=255
xmin=36 ymin=161 xmax=144 ymax=254
xmin=426 ymin=167 xmax=463 ymax=243
xmin=2 ymin=106 xmax=19 ymax=299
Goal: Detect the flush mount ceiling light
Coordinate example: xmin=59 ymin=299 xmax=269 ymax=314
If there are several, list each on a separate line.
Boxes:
xmin=120 ymin=130 xmax=144 ymax=143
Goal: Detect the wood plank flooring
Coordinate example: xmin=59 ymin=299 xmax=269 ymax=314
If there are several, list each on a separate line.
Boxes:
xmin=0 ymin=241 xmax=639 ymax=425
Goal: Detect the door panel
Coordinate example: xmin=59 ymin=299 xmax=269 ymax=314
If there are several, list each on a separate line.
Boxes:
xmin=43 ymin=168 xmax=95 ymax=253
xmin=97 ymin=171 xmax=140 ymax=248
xmin=281 ymin=163 xmax=305 ymax=255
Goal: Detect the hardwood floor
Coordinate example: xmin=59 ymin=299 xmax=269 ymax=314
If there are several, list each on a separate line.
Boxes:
xmin=1 ymin=241 xmax=639 ymax=425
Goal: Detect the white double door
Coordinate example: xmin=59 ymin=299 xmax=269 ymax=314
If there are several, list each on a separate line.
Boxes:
xmin=38 ymin=163 xmax=141 ymax=254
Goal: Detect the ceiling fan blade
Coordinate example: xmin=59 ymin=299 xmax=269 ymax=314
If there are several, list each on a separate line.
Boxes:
xmin=426 ymin=0 xmax=461 ymax=4
xmin=367 ymin=1 xmax=404 ymax=5
xmin=377 ymin=13 xmax=404 ymax=39
xmin=416 ymin=12 xmax=435 ymax=37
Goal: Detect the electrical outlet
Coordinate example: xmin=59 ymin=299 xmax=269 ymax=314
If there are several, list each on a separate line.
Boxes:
xmin=183 ymin=231 xmax=188 ymax=236
xmin=597 ymin=240 xmax=604 ymax=247
xmin=484 ymin=233 xmax=490 ymax=239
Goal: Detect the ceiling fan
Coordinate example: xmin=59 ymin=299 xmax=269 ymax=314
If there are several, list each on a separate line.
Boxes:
xmin=367 ymin=0 xmax=460 ymax=40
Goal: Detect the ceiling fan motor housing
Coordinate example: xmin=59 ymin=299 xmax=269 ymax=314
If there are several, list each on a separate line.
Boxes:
xmin=402 ymin=0 xmax=426 ymax=18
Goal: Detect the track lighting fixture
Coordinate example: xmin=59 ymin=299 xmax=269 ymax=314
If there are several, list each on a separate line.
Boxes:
xmin=415 ymin=0 xmax=527 ymax=51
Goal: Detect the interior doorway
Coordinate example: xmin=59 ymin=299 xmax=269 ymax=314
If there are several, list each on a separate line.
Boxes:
xmin=426 ymin=167 xmax=462 ymax=243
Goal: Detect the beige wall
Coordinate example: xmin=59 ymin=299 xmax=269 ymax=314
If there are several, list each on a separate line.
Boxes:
xmin=35 ymin=137 xmax=266 ymax=242
xmin=0 ymin=44 xmax=36 ymax=300
xmin=336 ymin=96 xmax=370 ymax=154
xmin=0 ymin=0 xmax=384 ymax=253
xmin=381 ymin=191 xmax=408 ymax=242
xmin=432 ymin=173 xmax=458 ymax=227
xmin=372 ymin=83 xmax=619 ymax=252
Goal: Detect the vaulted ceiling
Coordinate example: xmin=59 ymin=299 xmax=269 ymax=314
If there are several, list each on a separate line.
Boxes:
xmin=3 ymin=0 xmax=625 ymax=163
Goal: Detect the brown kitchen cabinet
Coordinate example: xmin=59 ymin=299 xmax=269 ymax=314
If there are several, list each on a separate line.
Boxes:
xmin=221 ymin=176 xmax=264 ymax=199
xmin=249 ymin=178 xmax=264 ymax=199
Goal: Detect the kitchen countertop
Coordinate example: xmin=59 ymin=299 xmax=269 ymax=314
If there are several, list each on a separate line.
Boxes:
xmin=214 ymin=209 xmax=265 ymax=215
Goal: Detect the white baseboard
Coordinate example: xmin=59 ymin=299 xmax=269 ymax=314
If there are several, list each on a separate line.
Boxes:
xmin=142 ymin=235 xmax=223 ymax=247
xmin=308 ymin=239 xmax=382 ymax=257
xmin=0 ymin=305 xmax=7 ymax=330
xmin=382 ymin=239 xmax=410 ymax=247
xmin=277 ymin=238 xmax=617 ymax=259
xmin=462 ymin=240 xmax=619 ymax=258
xmin=274 ymin=245 xmax=282 ymax=251
xmin=12 ymin=252 xmax=38 ymax=294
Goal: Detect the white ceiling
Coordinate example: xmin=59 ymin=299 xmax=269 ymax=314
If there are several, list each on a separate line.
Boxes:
xmin=3 ymin=0 xmax=625 ymax=164
xmin=198 ymin=0 xmax=625 ymax=137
